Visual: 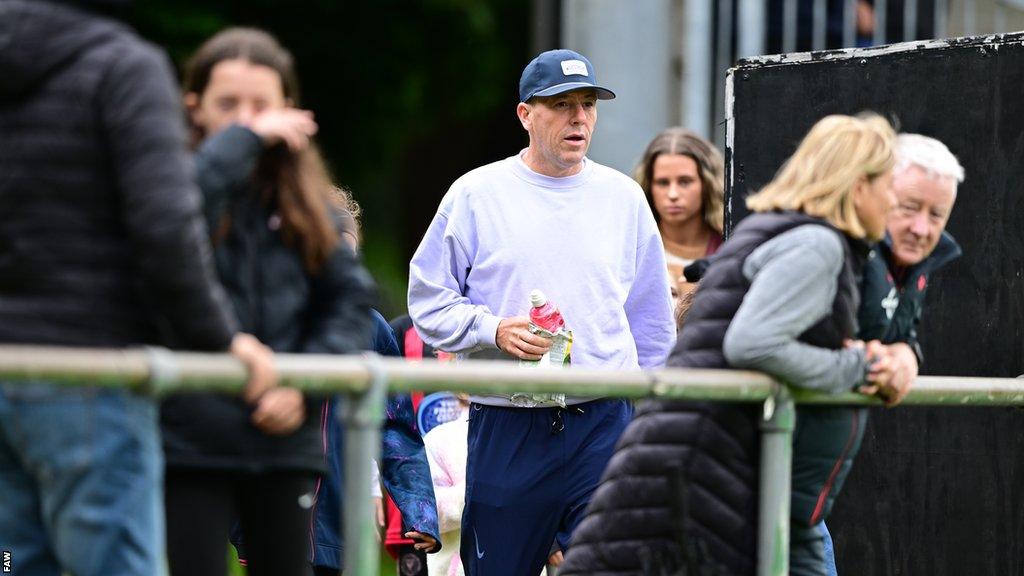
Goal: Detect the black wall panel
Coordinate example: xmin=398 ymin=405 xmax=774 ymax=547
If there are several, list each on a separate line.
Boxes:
xmin=727 ymin=34 xmax=1024 ymax=575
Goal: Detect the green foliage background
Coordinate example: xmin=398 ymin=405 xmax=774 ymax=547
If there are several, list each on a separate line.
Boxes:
xmin=126 ymin=1 xmax=530 ymax=319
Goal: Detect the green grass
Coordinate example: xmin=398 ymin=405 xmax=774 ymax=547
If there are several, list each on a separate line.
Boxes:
xmin=225 ymin=546 xmax=397 ymax=575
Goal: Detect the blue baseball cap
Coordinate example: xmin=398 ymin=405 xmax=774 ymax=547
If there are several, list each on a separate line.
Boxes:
xmin=518 ymin=49 xmax=616 ymax=103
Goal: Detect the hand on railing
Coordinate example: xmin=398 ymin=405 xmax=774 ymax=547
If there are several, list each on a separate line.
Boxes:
xmin=859 ymin=341 xmax=918 ymax=407
xmin=250 ymin=387 xmax=306 ymax=435
xmin=230 ymin=332 xmax=278 ymax=403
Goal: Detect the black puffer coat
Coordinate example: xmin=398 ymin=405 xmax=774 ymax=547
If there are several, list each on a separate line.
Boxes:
xmin=561 ymin=212 xmax=865 ymax=576
xmin=160 ymin=126 xmax=377 ymax=472
xmin=0 ymin=0 xmax=237 ymax=351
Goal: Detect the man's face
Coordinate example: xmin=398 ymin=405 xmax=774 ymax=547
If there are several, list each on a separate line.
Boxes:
xmin=517 ymin=89 xmax=598 ymax=177
xmin=888 ymin=165 xmax=957 ymax=267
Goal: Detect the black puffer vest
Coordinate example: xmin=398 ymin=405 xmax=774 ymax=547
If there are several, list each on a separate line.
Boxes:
xmin=561 ymin=212 xmax=866 ymax=576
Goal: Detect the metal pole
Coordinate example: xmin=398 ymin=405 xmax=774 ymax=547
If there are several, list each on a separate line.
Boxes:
xmin=341 ymin=354 xmax=386 ymax=576
xmin=757 ymin=387 xmax=794 ymax=576
xmin=964 ymin=0 xmax=976 ymax=36
xmin=737 ymin=0 xmax=767 ymax=58
xmin=685 ymin=0 xmax=715 ymax=138
xmin=934 ymin=0 xmax=948 ymax=37
xmin=783 ymin=0 xmax=799 ymax=52
xmin=813 ymin=0 xmax=827 ymax=50
xmin=843 ymin=0 xmax=856 ymax=46
xmin=531 ymin=0 xmax=560 ymax=55
xmin=714 ymin=0 xmax=735 ymax=147
xmin=874 ymin=0 xmax=888 ymax=44
xmin=904 ymin=0 xmax=918 ymax=40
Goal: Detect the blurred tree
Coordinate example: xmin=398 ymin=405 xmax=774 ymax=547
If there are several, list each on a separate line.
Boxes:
xmin=127 ymin=1 xmax=530 ymax=317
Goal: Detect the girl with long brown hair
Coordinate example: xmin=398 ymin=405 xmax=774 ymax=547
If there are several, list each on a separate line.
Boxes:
xmin=160 ymin=28 xmax=378 ymax=576
xmin=635 ymin=128 xmax=725 ymax=301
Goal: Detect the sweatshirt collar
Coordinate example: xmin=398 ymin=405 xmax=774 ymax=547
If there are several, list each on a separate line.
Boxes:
xmin=510 ymin=149 xmax=594 ymax=190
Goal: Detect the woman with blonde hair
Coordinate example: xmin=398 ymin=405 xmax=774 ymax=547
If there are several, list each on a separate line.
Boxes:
xmin=561 ymin=114 xmax=907 ymax=576
xmin=635 ymin=128 xmax=724 ymax=299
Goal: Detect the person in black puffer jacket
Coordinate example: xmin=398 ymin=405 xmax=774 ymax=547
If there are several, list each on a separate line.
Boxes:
xmin=561 ymin=114 xmax=912 ymax=576
xmin=0 ymin=3 xmax=275 ymax=576
xmin=159 ymin=28 xmax=378 ymax=576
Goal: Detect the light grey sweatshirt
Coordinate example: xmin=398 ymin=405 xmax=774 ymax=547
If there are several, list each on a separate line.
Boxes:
xmin=408 ymin=152 xmax=676 ymax=406
xmin=722 ymin=224 xmax=868 ymax=393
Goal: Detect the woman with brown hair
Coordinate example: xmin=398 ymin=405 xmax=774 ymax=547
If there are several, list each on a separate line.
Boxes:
xmin=160 ymin=28 xmax=378 ymax=576
xmin=635 ymin=128 xmax=725 ymax=300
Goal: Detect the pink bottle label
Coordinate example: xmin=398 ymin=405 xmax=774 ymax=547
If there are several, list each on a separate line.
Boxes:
xmin=530 ymin=302 xmax=565 ymax=333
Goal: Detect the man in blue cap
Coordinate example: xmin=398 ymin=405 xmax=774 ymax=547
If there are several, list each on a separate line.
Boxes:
xmin=408 ymin=49 xmax=675 ymax=575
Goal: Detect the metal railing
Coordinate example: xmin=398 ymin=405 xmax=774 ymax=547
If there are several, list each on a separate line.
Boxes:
xmin=2 ymin=345 xmax=1023 ymax=575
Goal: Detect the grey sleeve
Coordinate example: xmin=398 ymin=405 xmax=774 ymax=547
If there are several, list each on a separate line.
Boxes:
xmin=722 ymin=225 xmax=867 ymax=393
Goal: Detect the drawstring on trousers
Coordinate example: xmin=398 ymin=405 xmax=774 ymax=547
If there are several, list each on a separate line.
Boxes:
xmin=550 ymin=406 xmax=585 ymax=435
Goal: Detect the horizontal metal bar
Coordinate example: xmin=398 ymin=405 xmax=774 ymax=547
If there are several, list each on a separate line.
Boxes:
xmin=0 ymin=346 xmax=1022 ymax=406
xmin=791 ymin=376 xmax=1024 ymax=406
xmin=0 ymin=346 xmax=152 ymax=386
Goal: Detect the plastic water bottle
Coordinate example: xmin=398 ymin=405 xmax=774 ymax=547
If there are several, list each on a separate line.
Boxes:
xmin=529 ymin=289 xmax=565 ymax=334
xmin=513 ymin=289 xmax=571 ymax=407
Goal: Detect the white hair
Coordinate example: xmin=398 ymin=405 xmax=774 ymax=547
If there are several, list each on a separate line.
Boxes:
xmin=894 ymin=134 xmax=965 ymax=188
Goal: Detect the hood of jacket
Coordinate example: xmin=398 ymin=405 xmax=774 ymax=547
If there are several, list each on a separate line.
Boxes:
xmin=0 ymin=0 xmax=131 ymax=102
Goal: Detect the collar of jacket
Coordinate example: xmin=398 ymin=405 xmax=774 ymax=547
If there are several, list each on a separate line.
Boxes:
xmin=877 ymin=230 xmax=962 ymax=286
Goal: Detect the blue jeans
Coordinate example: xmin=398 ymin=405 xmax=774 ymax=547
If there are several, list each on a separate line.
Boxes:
xmin=819 ymin=521 xmax=839 ymax=576
xmin=0 ymin=382 xmax=165 ymax=576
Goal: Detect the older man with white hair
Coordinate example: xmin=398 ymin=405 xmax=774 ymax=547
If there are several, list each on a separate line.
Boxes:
xmin=817 ymin=132 xmax=964 ymax=576
xmin=856 ymin=132 xmax=964 ymax=397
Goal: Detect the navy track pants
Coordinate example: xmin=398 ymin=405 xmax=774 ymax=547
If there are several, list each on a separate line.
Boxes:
xmin=461 ymin=399 xmax=632 ymax=576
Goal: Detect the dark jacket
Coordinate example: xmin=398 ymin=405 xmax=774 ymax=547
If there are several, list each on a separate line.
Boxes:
xmin=0 ymin=0 xmax=236 ymax=350
xmin=161 ymin=126 xmax=377 ymax=472
xmin=309 ymin=310 xmax=441 ymax=569
xmin=790 ymin=231 xmax=962 ymax=537
xmin=859 ymin=231 xmax=961 ymax=349
xmin=561 ymin=212 xmax=866 ymax=576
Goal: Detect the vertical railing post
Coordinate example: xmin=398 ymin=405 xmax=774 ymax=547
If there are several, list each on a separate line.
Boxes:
xmin=757 ymin=386 xmax=795 ymax=576
xmin=341 ymin=354 xmax=386 ymax=576
xmin=812 ymin=0 xmax=827 ymax=50
xmin=903 ymin=0 xmax=918 ymax=41
xmin=963 ymin=0 xmax=976 ymax=36
xmin=685 ymin=0 xmax=715 ymax=139
xmin=873 ymin=0 xmax=888 ymax=44
xmin=783 ymin=0 xmax=799 ymax=52
xmin=737 ymin=0 xmax=767 ymax=58
xmin=934 ymin=0 xmax=949 ymax=38
xmin=843 ymin=0 xmax=857 ymax=47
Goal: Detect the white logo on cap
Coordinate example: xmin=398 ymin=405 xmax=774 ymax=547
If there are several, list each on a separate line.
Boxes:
xmin=560 ymin=60 xmax=589 ymax=77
